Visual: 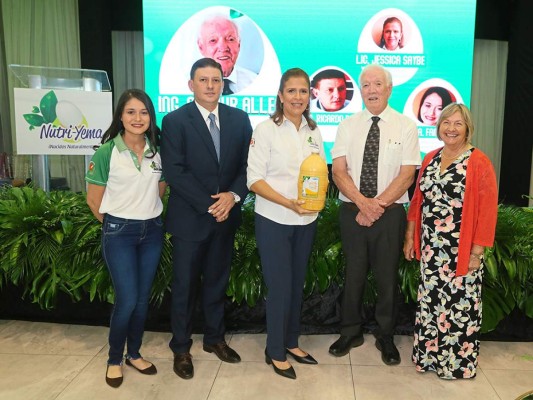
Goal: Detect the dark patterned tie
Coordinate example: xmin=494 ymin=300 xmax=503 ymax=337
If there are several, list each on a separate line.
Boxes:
xmin=222 ymin=79 xmax=234 ymax=95
xmin=208 ymin=113 xmax=220 ymax=160
xmin=359 ymin=116 xmax=380 ymax=198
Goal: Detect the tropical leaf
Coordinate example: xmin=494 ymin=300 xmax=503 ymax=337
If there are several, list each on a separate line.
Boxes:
xmin=484 ymin=250 xmax=498 ymax=281
xmin=481 ymin=286 xmax=516 ymax=333
xmin=150 ymin=233 xmax=173 ymax=306
xmin=523 ymin=294 xmax=533 ymax=319
xmin=399 ymin=258 xmax=420 ymax=303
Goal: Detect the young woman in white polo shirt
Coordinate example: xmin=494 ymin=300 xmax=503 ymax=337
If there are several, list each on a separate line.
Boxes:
xmin=86 ymin=89 xmax=166 ymax=388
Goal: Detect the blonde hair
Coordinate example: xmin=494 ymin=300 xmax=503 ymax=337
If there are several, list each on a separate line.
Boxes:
xmin=436 ymin=103 xmax=474 ymax=143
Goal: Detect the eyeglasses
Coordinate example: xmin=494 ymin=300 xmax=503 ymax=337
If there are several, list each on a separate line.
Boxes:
xmin=441 ymin=120 xmax=465 ymax=130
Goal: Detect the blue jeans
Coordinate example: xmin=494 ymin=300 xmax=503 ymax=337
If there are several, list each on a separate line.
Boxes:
xmin=102 ymin=214 xmax=164 ymax=365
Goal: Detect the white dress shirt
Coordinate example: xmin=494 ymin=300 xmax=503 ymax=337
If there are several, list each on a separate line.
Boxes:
xmin=247 ymin=116 xmax=326 ymax=225
xmin=331 ymin=105 xmax=421 ymax=204
xmin=195 ymin=101 xmax=220 ymax=130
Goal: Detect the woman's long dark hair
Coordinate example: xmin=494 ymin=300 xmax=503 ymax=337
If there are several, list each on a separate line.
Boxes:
xmin=99 ymin=89 xmax=160 ymax=158
xmin=272 ymin=68 xmax=317 ymax=130
xmin=417 ymin=86 xmax=453 ymax=123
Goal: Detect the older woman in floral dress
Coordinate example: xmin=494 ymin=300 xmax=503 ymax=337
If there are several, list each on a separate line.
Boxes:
xmin=403 ymin=103 xmax=498 ymax=379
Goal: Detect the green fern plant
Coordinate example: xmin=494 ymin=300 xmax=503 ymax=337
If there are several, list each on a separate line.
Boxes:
xmin=482 ymin=205 xmax=533 ymax=332
xmin=0 ymin=186 xmax=530 ymax=337
xmin=227 ymin=194 xmax=265 ymax=306
xmin=57 ymin=197 xmax=111 ymax=304
xmin=304 ymin=198 xmax=345 ymax=295
xmin=398 ymin=204 xmax=533 ymax=333
xmin=0 ymin=187 xmax=89 ymax=309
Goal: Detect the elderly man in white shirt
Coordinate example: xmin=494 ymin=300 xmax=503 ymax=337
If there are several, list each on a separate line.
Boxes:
xmin=328 ymin=64 xmax=421 ymax=366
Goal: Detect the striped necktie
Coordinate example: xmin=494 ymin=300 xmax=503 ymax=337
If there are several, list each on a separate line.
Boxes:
xmin=208 ymin=113 xmax=220 ymax=160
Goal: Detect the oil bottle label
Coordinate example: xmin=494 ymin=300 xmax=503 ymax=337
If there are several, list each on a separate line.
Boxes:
xmin=302 ymin=176 xmax=319 ymax=198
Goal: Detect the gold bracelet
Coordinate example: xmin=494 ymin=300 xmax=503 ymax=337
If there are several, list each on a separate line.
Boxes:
xmin=470 ymin=253 xmax=483 ymax=260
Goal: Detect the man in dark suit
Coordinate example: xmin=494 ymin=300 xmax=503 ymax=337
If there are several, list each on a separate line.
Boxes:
xmin=161 ymin=58 xmax=253 ymax=380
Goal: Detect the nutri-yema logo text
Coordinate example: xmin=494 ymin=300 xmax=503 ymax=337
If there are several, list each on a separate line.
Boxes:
xmin=23 ymin=90 xmax=103 ymax=143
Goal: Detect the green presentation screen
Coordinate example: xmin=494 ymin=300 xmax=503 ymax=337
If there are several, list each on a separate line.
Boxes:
xmin=143 ymin=0 xmax=476 ymax=161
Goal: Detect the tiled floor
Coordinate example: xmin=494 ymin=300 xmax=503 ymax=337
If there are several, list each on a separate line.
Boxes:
xmin=0 ymin=319 xmax=531 ymax=400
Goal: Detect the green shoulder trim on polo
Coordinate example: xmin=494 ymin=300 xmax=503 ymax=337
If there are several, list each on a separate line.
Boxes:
xmin=85 ymin=140 xmax=115 ymax=186
xmin=113 ymin=133 xmax=129 ymax=152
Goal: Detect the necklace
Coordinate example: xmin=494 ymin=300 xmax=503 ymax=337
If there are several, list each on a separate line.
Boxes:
xmin=441 ymin=146 xmax=469 ymax=160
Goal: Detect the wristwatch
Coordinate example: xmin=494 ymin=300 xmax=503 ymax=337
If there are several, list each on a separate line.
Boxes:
xmin=230 ymin=191 xmax=241 ymax=204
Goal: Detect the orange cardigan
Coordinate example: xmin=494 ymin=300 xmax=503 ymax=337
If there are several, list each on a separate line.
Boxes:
xmin=407 ymin=147 xmax=498 ymax=276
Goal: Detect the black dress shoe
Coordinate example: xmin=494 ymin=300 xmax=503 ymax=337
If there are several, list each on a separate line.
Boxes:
xmin=265 ymin=350 xmax=296 ymax=380
xmin=105 ymin=365 xmax=123 ymax=388
xmin=203 ymin=341 xmax=241 ymax=363
xmin=125 ymin=358 xmax=157 ymax=375
xmin=375 ymin=337 xmax=401 ymax=365
xmin=173 ymin=352 xmax=194 ymax=379
xmin=286 ymin=349 xmax=318 ymax=365
xmin=329 ymin=335 xmax=364 ymax=357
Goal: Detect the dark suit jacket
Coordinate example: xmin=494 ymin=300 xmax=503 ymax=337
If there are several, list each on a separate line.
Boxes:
xmin=161 ymin=101 xmax=253 ymax=241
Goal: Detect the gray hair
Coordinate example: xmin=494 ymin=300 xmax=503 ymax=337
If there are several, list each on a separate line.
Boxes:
xmin=359 ymin=64 xmax=392 ymax=87
xmin=197 ymin=14 xmax=240 ymax=42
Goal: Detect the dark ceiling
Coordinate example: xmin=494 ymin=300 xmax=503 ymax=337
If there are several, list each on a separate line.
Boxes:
xmin=108 ymin=0 xmax=512 ymax=41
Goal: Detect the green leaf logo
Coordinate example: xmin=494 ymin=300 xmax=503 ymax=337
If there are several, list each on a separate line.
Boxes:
xmin=23 ymin=113 xmax=45 ymax=126
xmin=40 ymin=91 xmax=58 ymax=123
xmin=23 ymin=90 xmax=58 ymax=129
xmin=22 ymin=91 xmax=88 ymax=133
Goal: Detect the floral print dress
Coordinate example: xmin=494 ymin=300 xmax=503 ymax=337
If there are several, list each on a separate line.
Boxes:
xmin=412 ymin=148 xmax=482 ymax=379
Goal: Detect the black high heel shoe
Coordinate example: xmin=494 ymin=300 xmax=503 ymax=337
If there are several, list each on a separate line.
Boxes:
xmin=265 ymin=349 xmax=296 ymax=379
xmin=286 ymin=348 xmax=318 ymax=365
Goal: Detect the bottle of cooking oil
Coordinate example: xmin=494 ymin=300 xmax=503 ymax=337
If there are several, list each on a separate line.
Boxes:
xmin=297 ymin=151 xmax=328 ymax=211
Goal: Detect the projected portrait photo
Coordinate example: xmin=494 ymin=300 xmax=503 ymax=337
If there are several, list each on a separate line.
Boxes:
xmin=404 ymin=78 xmax=463 ymax=154
xmin=159 ymin=6 xmax=281 ymax=96
xmin=375 ymin=16 xmax=405 ymax=51
xmin=196 ymin=13 xmax=258 ymax=94
xmin=310 ymin=69 xmax=355 ymax=113
xmin=357 ymin=8 xmax=424 ymax=85
xmin=308 ymin=67 xmax=361 ymax=145
xmin=366 ymin=10 xmax=421 ymax=53
xmin=414 ymin=86 xmax=456 ymax=126
xmin=404 ymin=80 xmax=462 ymax=126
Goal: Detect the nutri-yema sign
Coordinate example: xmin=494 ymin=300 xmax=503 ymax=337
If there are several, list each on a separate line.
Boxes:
xmin=14 ymin=88 xmax=112 ymax=155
